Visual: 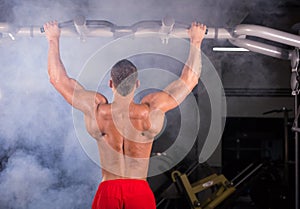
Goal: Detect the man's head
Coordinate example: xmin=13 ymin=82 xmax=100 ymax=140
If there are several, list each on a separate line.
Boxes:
xmin=110 ymin=59 xmax=138 ymax=96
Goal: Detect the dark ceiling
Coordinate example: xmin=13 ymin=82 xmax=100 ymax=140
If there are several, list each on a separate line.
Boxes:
xmin=242 ymin=0 xmax=300 ymax=33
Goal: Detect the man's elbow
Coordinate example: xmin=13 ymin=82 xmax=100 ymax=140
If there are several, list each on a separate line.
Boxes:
xmin=49 ymin=75 xmax=68 ymax=86
xmin=49 ymin=77 xmax=56 ymax=85
xmin=49 ymin=77 xmax=62 ymax=89
xmin=49 ymin=77 xmax=66 ymax=91
xmin=181 ymin=75 xmax=199 ymax=91
xmin=191 ymin=76 xmax=200 ymax=88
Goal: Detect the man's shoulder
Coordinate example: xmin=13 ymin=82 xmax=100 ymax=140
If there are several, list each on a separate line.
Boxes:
xmin=95 ymin=103 xmax=112 ymax=119
xmin=94 ymin=93 xmax=108 ymax=105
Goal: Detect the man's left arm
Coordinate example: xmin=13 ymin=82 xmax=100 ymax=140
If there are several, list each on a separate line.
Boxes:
xmin=141 ymin=22 xmax=206 ymax=113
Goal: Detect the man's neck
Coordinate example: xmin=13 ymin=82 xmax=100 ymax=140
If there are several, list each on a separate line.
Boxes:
xmin=112 ymin=92 xmax=135 ymax=105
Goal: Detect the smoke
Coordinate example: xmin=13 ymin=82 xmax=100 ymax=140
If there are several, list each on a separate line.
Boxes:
xmin=0 ymin=36 xmax=100 ymax=209
xmin=0 ymin=1 xmax=104 ymax=208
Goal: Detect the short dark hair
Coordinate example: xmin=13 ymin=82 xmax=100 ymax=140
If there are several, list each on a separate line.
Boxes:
xmin=111 ymin=59 xmax=138 ymax=96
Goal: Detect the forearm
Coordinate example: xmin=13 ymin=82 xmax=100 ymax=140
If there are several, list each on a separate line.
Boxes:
xmin=163 ymin=42 xmax=202 ymax=107
xmin=47 ymin=39 xmax=68 ymax=84
xmin=180 ymin=41 xmax=202 ymax=91
xmin=186 ymin=41 xmax=202 ymax=77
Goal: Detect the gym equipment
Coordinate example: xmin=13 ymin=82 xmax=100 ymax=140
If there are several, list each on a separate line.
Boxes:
xmin=0 ymin=15 xmax=299 ymax=60
xmin=156 ymin=162 xmax=263 ymax=209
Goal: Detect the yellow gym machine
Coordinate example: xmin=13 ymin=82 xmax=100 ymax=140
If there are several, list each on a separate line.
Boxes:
xmin=170 ymin=171 xmax=235 ymax=209
xmin=157 ymin=162 xmax=263 ymax=209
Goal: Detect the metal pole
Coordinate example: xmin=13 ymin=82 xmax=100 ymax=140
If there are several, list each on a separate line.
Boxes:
xmin=295 ymin=95 xmax=299 ymax=209
xmin=283 ymin=107 xmax=289 ymax=185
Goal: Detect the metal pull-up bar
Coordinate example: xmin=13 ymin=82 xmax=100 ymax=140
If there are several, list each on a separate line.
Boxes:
xmin=0 ymin=15 xmax=299 ymax=61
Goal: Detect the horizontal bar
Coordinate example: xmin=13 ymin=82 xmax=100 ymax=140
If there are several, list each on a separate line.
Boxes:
xmin=0 ymin=25 xmax=230 ymax=39
xmin=0 ymin=18 xmax=299 ymax=61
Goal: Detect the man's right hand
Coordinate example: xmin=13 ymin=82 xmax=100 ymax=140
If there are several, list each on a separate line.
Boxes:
xmin=43 ymin=21 xmax=61 ymax=42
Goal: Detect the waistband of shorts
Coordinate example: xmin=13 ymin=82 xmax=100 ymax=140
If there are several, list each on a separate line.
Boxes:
xmin=100 ymin=178 xmax=148 ymax=186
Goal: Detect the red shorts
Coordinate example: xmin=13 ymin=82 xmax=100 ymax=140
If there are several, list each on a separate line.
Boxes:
xmin=92 ymin=179 xmax=156 ymax=209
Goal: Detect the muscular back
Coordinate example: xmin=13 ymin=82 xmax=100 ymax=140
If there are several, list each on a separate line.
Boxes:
xmin=45 ymin=20 xmax=205 ymax=181
xmin=84 ymin=101 xmax=165 ymax=180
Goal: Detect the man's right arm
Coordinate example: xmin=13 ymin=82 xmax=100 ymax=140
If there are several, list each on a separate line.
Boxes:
xmin=141 ymin=22 xmax=206 ymax=113
xmin=44 ymin=21 xmax=107 ymax=117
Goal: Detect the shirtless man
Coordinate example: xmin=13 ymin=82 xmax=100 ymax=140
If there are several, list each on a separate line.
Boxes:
xmin=44 ymin=21 xmax=206 ymax=209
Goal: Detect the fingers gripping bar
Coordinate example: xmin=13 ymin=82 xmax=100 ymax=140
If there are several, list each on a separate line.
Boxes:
xmin=40 ymin=20 xmax=73 ymax=33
